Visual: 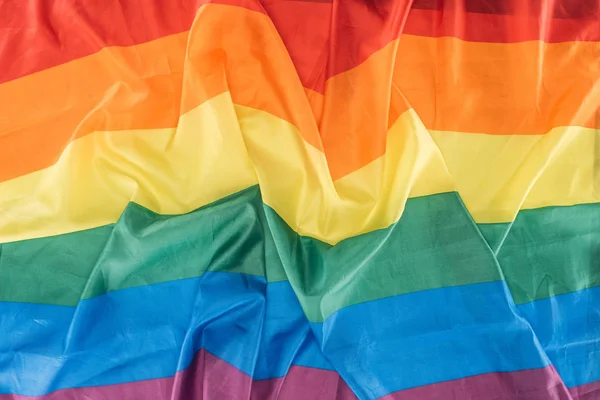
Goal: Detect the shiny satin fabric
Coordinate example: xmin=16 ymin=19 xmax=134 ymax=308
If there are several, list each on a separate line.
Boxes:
xmin=0 ymin=0 xmax=598 ymax=399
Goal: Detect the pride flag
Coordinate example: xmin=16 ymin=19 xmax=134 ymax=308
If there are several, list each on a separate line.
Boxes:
xmin=0 ymin=1 xmax=599 ymax=399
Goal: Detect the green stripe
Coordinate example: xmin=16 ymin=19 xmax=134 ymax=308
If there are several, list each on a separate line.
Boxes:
xmin=267 ymin=191 xmax=501 ymax=322
xmin=0 ymin=187 xmax=503 ymax=322
xmin=478 ymin=223 xmax=508 ymax=254
xmin=487 ymin=202 xmax=600 ymax=305
xmin=2 ymin=186 xmax=596 ymax=319
xmin=0 ymin=225 xmax=115 ymax=306
xmin=79 ymin=187 xmax=290 ymax=300
xmin=0 ymin=187 xmax=287 ymax=306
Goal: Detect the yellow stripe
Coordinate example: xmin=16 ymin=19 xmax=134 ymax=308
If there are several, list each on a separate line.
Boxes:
xmin=1 ymin=92 xmax=597 ymax=245
xmin=0 ymin=92 xmax=257 ymax=243
xmin=0 ymin=93 xmax=450 ymax=245
xmin=431 ymin=127 xmax=600 ymax=223
xmin=240 ymin=106 xmax=453 ymax=242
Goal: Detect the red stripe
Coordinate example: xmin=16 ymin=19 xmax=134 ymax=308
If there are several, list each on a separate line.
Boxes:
xmin=259 ymin=0 xmax=331 ymax=93
xmin=0 ymin=349 xmax=356 ymax=400
xmin=266 ymin=0 xmax=599 ymax=94
xmin=0 ymin=0 xmax=415 ymax=94
xmin=380 ymin=367 xmax=573 ymax=400
xmin=411 ymin=0 xmax=600 ymax=19
xmin=0 ymin=0 xmax=264 ymax=84
xmin=259 ymin=0 xmax=414 ymax=94
xmin=404 ymin=8 xmax=600 ymax=42
xmin=2 ymin=0 xmax=598 ymax=90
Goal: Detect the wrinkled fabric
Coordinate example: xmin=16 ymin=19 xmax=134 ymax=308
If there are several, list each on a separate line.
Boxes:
xmin=0 ymin=0 xmax=599 ymax=399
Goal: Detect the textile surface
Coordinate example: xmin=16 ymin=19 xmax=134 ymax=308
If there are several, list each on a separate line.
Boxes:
xmin=0 ymin=1 xmax=599 ymax=399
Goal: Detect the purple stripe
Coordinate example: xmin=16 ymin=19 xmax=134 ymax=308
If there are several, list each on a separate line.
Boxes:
xmin=380 ymin=367 xmax=573 ymax=400
xmin=1 ymin=350 xmax=356 ymax=400
xmin=569 ymin=381 xmax=600 ymax=400
xmin=253 ymin=366 xmax=356 ymax=400
xmin=5 ymin=345 xmax=592 ymax=400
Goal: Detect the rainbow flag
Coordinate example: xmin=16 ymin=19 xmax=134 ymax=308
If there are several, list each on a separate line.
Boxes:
xmin=1 ymin=0 xmax=599 ymax=399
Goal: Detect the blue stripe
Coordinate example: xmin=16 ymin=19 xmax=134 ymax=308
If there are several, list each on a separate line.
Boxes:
xmin=0 ymin=272 xmax=330 ymax=396
xmin=310 ymin=281 xmax=551 ymax=400
xmin=5 ymin=271 xmax=591 ymax=398
xmin=518 ymin=285 xmax=600 ymax=388
xmin=254 ymin=281 xmax=333 ymax=379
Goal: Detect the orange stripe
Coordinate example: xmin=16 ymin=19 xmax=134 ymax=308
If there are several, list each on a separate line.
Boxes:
xmin=394 ymin=35 xmax=600 ymax=134
xmin=315 ymin=36 xmax=599 ymax=177
xmin=0 ymin=5 xmax=322 ymax=183
xmin=318 ymin=41 xmax=410 ymax=179
xmin=180 ymin=3 xmax=321 ymax=148
xmin=0 ymin=32 xmax=188 ymax=183
xmin=1 ymin=4 xmax=598 ymax=183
